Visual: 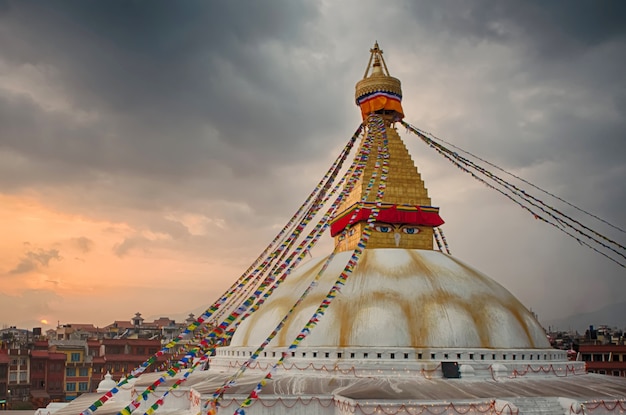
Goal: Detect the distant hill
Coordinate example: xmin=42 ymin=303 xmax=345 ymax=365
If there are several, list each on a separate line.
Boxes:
xmin=542 ymin=301 xmax=626 ymax=333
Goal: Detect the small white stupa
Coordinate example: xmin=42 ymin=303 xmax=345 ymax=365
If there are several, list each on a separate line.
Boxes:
xmin=97 ymin=372 xmax=117 ymax=394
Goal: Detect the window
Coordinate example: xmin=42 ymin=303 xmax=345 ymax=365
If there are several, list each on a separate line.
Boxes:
xmin=66 ymin=367 xmax=76 ymax=377
xmin=79 ymin=367 xmax=89 ymax=377
xmin=79 ymin=382 xmax=89 ymax=391
xmin=66 ymin=382 xmax=76 ymax=392
xmin=71 ymin=353 xmax=81 ymax=362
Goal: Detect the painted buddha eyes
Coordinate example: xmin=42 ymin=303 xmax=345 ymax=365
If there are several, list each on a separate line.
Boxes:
xmin=375 ymin=225 xmax=393 ymax=233
xmin=373 ymin=224 xmax=420 ymax=234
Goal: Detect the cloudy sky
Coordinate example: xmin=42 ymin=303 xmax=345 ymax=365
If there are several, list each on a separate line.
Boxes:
xmin=0 ymin=0 xmax=624 ymax=331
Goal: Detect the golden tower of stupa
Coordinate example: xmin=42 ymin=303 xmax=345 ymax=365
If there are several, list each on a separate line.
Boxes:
xmin=331 ymin=42 xmax=443 ymax=253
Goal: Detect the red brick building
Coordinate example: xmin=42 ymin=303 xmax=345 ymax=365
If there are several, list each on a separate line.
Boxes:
xmin=30 ymin=349 xmax=66 ymax=406
xmin=0 ymin=350 xmax=8 ymax=409
xmin=91 ymin=338 xmax=167 ymax=385
xmin=578 ymin=344 xmax=626 ymax=377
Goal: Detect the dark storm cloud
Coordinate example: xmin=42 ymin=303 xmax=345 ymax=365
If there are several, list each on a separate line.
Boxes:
xmin=399 ymin=1 xmax=626 ymax=209
xmin=9 ymin=248 xmax=62 ymax=274
xmin=0 ymin=0 xmax=341 ymax=190
xmin=408 ymin=1 xmax=626 ymax=57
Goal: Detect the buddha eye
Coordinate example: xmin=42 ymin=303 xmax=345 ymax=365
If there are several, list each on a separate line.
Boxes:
xmin=402 ymin=227 xmax=420 ymax=234
xmin=375 ymin=225 xmax=393 ymax=233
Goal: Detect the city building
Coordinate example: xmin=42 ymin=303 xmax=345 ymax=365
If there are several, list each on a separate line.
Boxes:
xmin=48 ymin=339 xmax=91 ymax=401
xmin=90 ymin=338 xmax=168 ymax=385
xmin=0 ymin=349 xmax=8 ymax=409
xmin=6 ymin=348 xmax=30 ymax=407
xmin=0 ymin=326 xmax=34 ymax=349
xmin=52 ymin=324 xmax=101 ymax=341
xmin=30 ymin=342 xmax=66 ymax=406
xmin=578 ymin=344 xmax=626 ymax=377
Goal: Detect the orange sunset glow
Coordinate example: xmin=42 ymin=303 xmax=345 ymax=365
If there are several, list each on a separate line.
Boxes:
xmin=0 ymin=193 xmax=240 ymax=328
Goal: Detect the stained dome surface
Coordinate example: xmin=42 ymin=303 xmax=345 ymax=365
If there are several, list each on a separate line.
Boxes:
xmin=230 ymin=248 xmax=550 ymax=349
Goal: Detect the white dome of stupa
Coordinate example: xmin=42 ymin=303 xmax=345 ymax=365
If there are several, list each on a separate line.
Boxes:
xmin=230 ymin=249 xmax=549 ymax=349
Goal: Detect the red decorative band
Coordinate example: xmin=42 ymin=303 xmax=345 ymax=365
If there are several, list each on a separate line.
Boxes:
xmin=330 ymin=203 xmax=444 ymax=237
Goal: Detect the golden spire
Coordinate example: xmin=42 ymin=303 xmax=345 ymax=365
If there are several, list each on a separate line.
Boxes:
xmin=330 ymin=43 xmax=444 ymax=252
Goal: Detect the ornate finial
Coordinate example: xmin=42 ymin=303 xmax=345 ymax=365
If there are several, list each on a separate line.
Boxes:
xmin=355 ymin=42 xmax=404 ymax=121
xmin=364 ymin=41 xmax=389 ymax=78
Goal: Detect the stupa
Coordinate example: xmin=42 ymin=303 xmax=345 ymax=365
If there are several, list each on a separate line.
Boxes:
xmin=57 ymin=43 xmax=626 ymax=415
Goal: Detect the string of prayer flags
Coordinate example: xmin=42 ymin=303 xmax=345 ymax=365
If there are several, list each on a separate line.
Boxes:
xmin=89 ymin=126 xmax=369 ymax=415
xmin=233 ymin=115 xmax=390 ymax=414
xmin=402 ymin=120 xmax=625 ymax=269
